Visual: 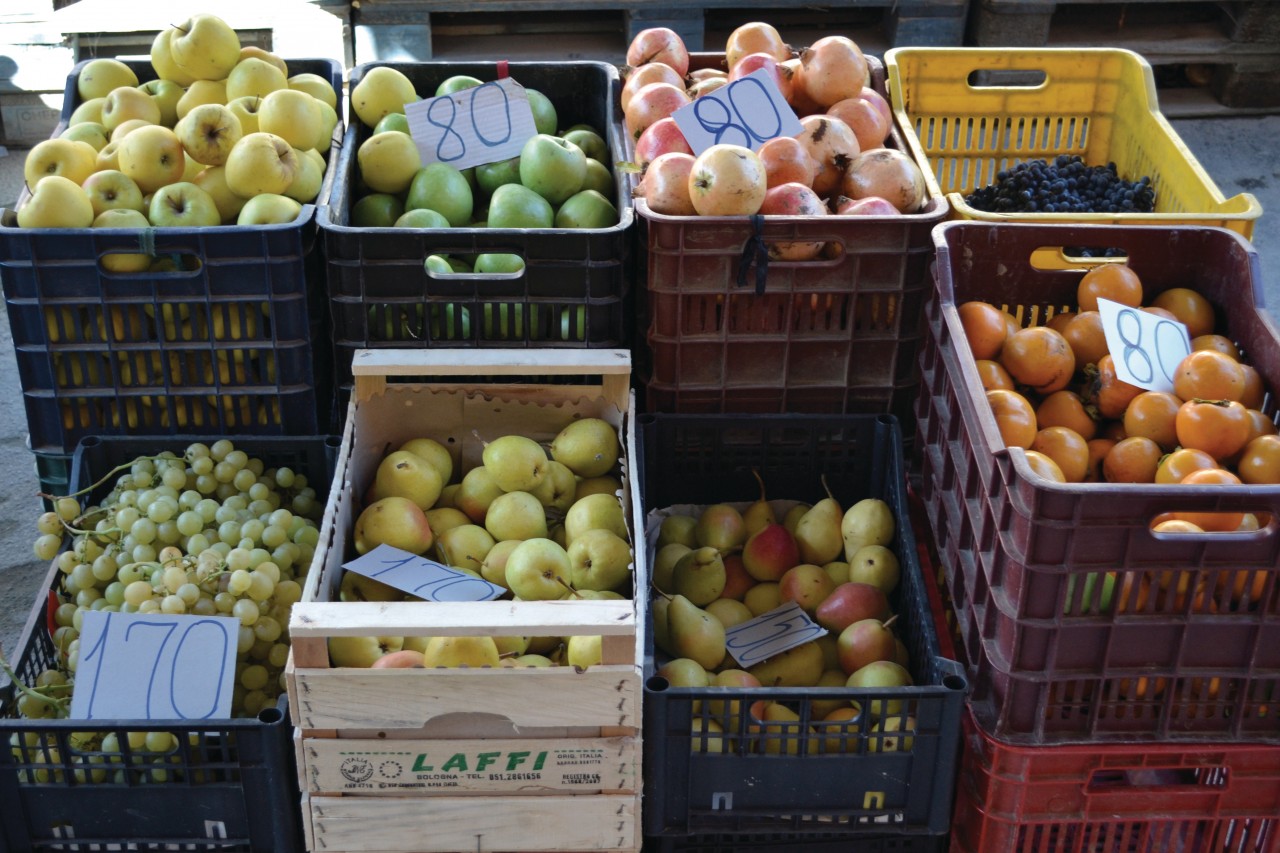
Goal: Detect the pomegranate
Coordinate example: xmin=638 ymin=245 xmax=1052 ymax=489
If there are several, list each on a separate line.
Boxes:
xmin=840 ymin=148 xmax=927 ymax=213
xmin=725 ymin=21 xmax=791 ymax=70
xmin=797 ymin=36 xmax=868 ymax=108
xmin=729 ymin=52 xmax=793 ymax=103
xmin=781 ymin=58 xmax=821 ymax=114
xmin=688 ymin=144 xmax=767 ymax=216
xmin=686 ymin=68 xmax=728 ymax=85
xmin=760 ymin=182 xmax=826 ymax=260
xmin=621 ymin=62 xmax=686 ymax=112
xmin=856 ymin=86 xmax=892 ymax=123
xmin=833 ymin=195 xmax=902 ymax=216
xmin=758 ymin=136 xmax=817 ymax=188
xmin=795 ymin=114 xmax=860 ymax=198
xmin=626 ymin=27 xmax=690 ymax=77
xmin=633 ymin=117 xmax=692 ymax=168
xmin=827 ymin=97 xmax=891 ymax=151
xmin=624 ymin=82 xmax=692 ymax=140
xmin=636 ymin=151 xmax=697 ymax=216
xmin=688 ymin=77 xmax=729 ymax=100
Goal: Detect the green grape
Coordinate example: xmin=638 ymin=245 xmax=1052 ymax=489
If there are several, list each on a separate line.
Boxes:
xmin=274 ymin=467 xmax=296 ymax=489
xmin=261 ymin=525 xmax=288 ymax=549
xmin=162 ymin=566 xmax=187 ymax=594
xmin=291 ymin=493 xmax=316 ymax=516
xmin=271 ymin=544 xmax=297 ymax=572
xmin=214 ymin=592 xmax=236 ymax=613
xmin=186 ymin=442 xmax=210 ymax=460
xmin=72 ymin=607 xmax=86 ymax=631
xmin=218 ymin=521 xmax=242 ymax=545
xmin=211 ymin=439 xmax=234 ymax=461
xmin=239 ymin=519 xmax=266 ymax=544
xmin=177 ymin=507 xmax=205 ymax=535
xmin=247 ymin=482 xmax=270 ymax=502
xmin=120 ymin=602 xmax=138 ymax=613
xmin=55 ymin=497 xmax=80 ymax=523
xmin=246 ymin=571 xmax=274 ymax=602
xmin=192 ymin=597 xmax=217 ymax=616
xmin=73 ymin=537 xmax=102 ymax=563
xmin=144 ymin=731 xmax=176 ymax=753
xmin=215 ymin=482 xmax=237 ymax=501
xmin=37 ymin=511 xmax=63 ymax=536
xmin=70 ymin=563 xmax=95 ymax=593
xmin=210 ymin=541 xmax=232 ymax=558
xmin=138 ymin=599 xmax=160 ymax=614
xmin=16 ymin=693 xmax=57 ymax=719
xmin=213 ymin=461 xmax=236 ymax=484
xmin=124 ymin=580 xmax=154 ymax=607
xmin=268 ymin=509 xmax=294 ymax=529
xmin=294 ymin=526 xmax=320 ymax=548
xmin=186 ymin=533 xmax=211 ymax=555
xmin=194 ymin=498 xmax=217 ymax=524
xmin=117 ymin=563 xmax=145 ymax=585
xmin=160 ymin=595 xmax=186 ymax=614
xmin=53 ymin=626 xmax=78 ymax=651
xmin=176 ymin=583 xmax=200 ymax=605
xmin=234 ymin=468 xmax=257 ymax=491
xmin=136 ymin=488 xmax=158 ymax=510
xmin=240 ymin=664 xmax=269 ymax=691
xmin=91 ymin=598 xmax=111 ymax=611
xmin=225 ymin=548 xmax=252 ymax=572
xmin=224 ymin=450 xmax=248 ymax=471
xmin=36 ymin=670 xmax=68 ymax=689
xmin=34 ymin=534 xmax=62 ymax=561
xmin=161 ymin=466 xmax=187 ymax=490
xmin=158 ymin=545 xmax=183 ymax=564
xmin=267 ymin=643 xmax=290 ymax=669
xmin=130 ymin=518 xmax=157 ymax=545
xmin=57 ymin=551 xmax=80 ymax=574
xmin=131 ymin=544 xmax=157 ymax=564
xmin=195 ymin=474 xmax=218 ymax=495
xmin=248 ymin=548 xmax=272 ymax=569
xmin=248 ymin=499 xmax=273 ymax=518
xmin=249 ymin=638 xmax=272 ymax=661
xmin=227 ymin=570 xmax=252 ymax=596
xmin=232 ymin=598 xmax=259 ymax=626
xmin=252 ymin=616 xmax=282 ymax=643
xmin=274 ymin=580 xmax=303 ymax=607
xmin=147 ymin=500 xmax=174 ymax=523
xmin=75 ymin=589 xmax=102 ymax=608
xmin=55 ymin=602 xmax=78 ymax=627
xmin=104 ymin=582 xmax=126 ymax=606
xmin=247 ymin=457 xmax=264 ymax=477
xmin=178 ymin=489 xmax=201 ymax=509
xmin=91 ymin=556 xmax=118 ymax=582
xmin=236 ymin=625 xmax=255 ymax=654
xmin=223 ymin=495 xmax=248 ymax=512
xmin=255 ymin=561 xmax=280 ymax=584
xmin=156 ymin=521 xmax=181 ymax=545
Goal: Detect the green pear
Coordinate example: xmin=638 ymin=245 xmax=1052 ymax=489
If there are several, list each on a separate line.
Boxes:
xmin=568 ymin=528 xmax=632 ymax=592
xmin=753 ymin=701 xmax=818 ymax=755
xmin=795 ymin=483 xmax=843 ymax=565
xmin=505 ymin=538 xmax=573 ymax=600
xmin=373 ymin=450 xmax=443 ymax=510
xmin=339 ymin=571 xmax=402 ymax=602
xmin=652 ymin=595 xmax=673 ymax=657
xmin=742 ymin=469 xmax=777 ymax=536
xmin=505 ymin=654 xmax=554 ymax=668
xmin=564 ymin=492 xmax=628 ymax=544
xmin=706 ymin=598 xmax=754 ymax=630
xmin=842 ymin=498 xmax=895 ymax=561
xmin=652 ymin=543 xmax=692 ymax=594
xmin=848 ymin=545 xmax=900 ymax=595
xmin=576 ymin=589 xmax=625 ymax=600
xmin=329 ymin=635 xmax=402 ymax=667
xmin=696 ymin=504 xmax=747 ymax=551
xmin=575 ymin=475 xmax=622 ymax=502
xmin=485 ymin=491 xmax=549 ymax=541
xmin=437 ymin=484 xmax=461 ymax=509
xmin=811 ymin=669 xmax=852 ymax=720
xmin=550 ymin=417 xmax=620 ymax=478
xmin=529 ymin=460 xmax=577 ymax=514
xmin=747 ymin=640 xmax=825 ymax=688
xmin=479 ymin=539 xmax=521 ymax=590
xmin=425 ymin=507 xmax=470 ymax=538
xmin=847 ymin=660 xmax=913 ymax=718
xmin=783 ymin=503 xmax=810 ymax=535
xmin=743 ymin=581 xmax=782 ymax=616
xmin=869 ymin=715 xmax=916 ymax=752
xmin=668 ymin=594 xmax=726 ymax=671
xmin=671 ymin=546 xmax=726 ymax=605
xmin=482 ymin=434 xmax=548 ymax=492
xmin=399 ymin=437 xmax=454 ymax=484
xmin=354 ymin=496 xmax=435 ymax=555
xmin=456 ymin=466 xmax=505 ymax=523
xmin=657 ymin=657 xmax=710 ymax=687
xmin=493 ymin=635 xmax=529 ymax=657
xmin=435 ymin=524 xmax=495 ymax=571
xmin=657 ymin=515 xmax=698 ymax=549
xmin=422 ymin=636 xmax=500 ymax=668
xmin=566 ymin=635 xmax=602 ymax=668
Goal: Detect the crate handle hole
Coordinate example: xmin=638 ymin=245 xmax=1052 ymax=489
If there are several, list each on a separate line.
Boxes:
xmin=425 ymin=253 xmax=525 ymax=279
xmin=1030 ymin=246 xmax=1130 ymax=271
xmin=1087 ymin=767 xmax=1224 ymax=791
xmin=966 ymin=69 xmax=1048 ymax=89
xmin=1149 ymin=511 xmax=1274 ymax=539
xmin=99 ymin=252 xmax=203 ymax=276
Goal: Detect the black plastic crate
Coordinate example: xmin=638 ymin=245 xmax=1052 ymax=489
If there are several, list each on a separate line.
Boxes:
xmin=643 ymin=831 xmax=948 ymax=852
xmin=638 ymin=414 xmax=967 ymax=839
xmin=323 ymin=61 xmax=633 ymax=409
xmin=0 ymin=58 xmax=344 ymax=453
xmin=32 ymin=449 xmax=72 ymax=512
xmin=0 ymin=434 xmax=339 ymax=853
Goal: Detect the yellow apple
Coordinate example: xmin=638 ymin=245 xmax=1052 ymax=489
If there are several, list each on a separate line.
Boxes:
xmin=288 ymin=72 xmax=337 ymax=110
xmin=175 ymin=79 xmax=227 ymax=122
xmin=176 ymin=102 xmax=243 ymax=166
xmin=93 ymin=208 xmax=152 ymax=272
xmin=117 ymin=124 xmax=186 ymax=193
xmin=357 ymin=131 xmax=421 ymax=194
xmin=24 ymin=137 xmax=97 ymax=188
xmin=225 ymin=57 xmax=287 ymax=102
xmin=109 ymin=118 xmax=153 ymax=143
xmin=69 ymin=97 xmax=105 ymax=126
xmin=138 ymin=79 xmax=184 ymax=127
xmin=351 ymin=66 xmax=418 ymax=128
xmin=60 ymin=122 xmax=109 ymax=151
xmin=257 ymin=89 xmax=323 ymax=150
xmin=180 ymin=152 xmax=204 ymax=182
xmin=100 ymin=86 xmax=160 ymax=132
xmin=148 ymin=181 xmax=221 ymax=227
xmin=151 ymin=28 xmax=196 ymax=87
xmin=82 ymin=169 xmax=145 ymax=216
xmin=225 ymin=132 xmax=297 ymax=197
xmin=95 ymin=140 xmax=122 ymax=171
xmin=18 ymin=176 xmax=94 ymax=228
xmin=78 ymin=58 xmax=138 ymax=101
xmin=314 ymin=99 xmax=339 ymax=154
xmin=237 ymin=193 xmax=302 ymax=225
xmin=193 ymin=165 xmax=248 ymax=223
xmin=169 ymin=14 xmax=241 ymax=82
xmin=284 ymin=146 xmax=323 ymax=203
xmin=226 ymin=95 xmax=262 ymax=135
xmin=239 ymin=46 xmax=287 ymax=76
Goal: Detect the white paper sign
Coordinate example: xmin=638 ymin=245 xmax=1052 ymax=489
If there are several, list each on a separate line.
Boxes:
xmin=344 ymin=544 xmax=506 ymax=602
xmin=70 ymin=612 xmax=238 ymax=720
xmin=672 ymin=68 xmax=805 ymax=155
xmin=406 ymin=77 xmax=538 ymax=170
xmin=1097 ymin=297 xmax=1192 ymax=393
xmin=723 ymin=601 xmax=827 ymax=669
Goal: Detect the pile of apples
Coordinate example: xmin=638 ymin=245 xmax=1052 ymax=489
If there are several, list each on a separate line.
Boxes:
xmin=331 ymin=417 xmax=634 ymax=670
xmin=15 ymin=13 xmax=339 ymax=238
xmin=651 ymin=479 xmax=919 ymax=753
xmin=625 ymin=22 xmax=928 ymax=257
xmin=347 ymin=66 xmax=618 ymax=274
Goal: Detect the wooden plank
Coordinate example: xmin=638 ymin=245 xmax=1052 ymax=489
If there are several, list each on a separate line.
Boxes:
xmin=290 ymin=599 xmax=636 ymax=638
xmin=292 ymin=664 xmax=640 ymax=732
xmin=308 ymin=793 xmax=639 ymax=852
xmin=301 ymin=735 xmax=638 ymax=794
xmin=350 ymin=347 xmax=632 ymax=376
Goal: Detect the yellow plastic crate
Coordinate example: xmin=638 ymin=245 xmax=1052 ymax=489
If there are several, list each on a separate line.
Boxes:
xmin=884 ymin=47 xmax=1261 ymax=238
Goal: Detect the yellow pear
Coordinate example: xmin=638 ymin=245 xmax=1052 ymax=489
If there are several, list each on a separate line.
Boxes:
xmin=373 ymin=450 xmax=443 ymax=510
xmin=422 ymin=636 xmax=500 ymax=668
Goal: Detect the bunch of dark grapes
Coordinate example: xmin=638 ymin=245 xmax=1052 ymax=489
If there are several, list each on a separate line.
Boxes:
xmin=965 ymin=155 xmax=1155 ymax=214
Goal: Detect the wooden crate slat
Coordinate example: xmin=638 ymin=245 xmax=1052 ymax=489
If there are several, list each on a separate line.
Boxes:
xmin=290 ymin=599 xmax=636 ymax=638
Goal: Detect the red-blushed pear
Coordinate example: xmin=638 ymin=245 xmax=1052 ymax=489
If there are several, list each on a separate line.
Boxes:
xmin=741 ymin=523 xmax=800 ymax=582
xmin=778 ymin=564 xmax=837 ymax=614
xmin=719 ymin=553 xmax=755 ymax=601
xmin=696 ymin=504 xmax=747 ymax=551
xmin=657 ymin=657 xmax=710 ymax=687
xmin=706 ymin=669 xmax=761 ymax=731
xmin=354 ymin=496 xmax=435 ymax=555
xmin=846 ymin=660 xmax=913 ymax=718
xmin=371 ymin=650 xmax=425 ymax=669
xmin=837 ymin=615 xmax=898 ymax=676
xmin=814 ymin=581 xmax=891 ymax=633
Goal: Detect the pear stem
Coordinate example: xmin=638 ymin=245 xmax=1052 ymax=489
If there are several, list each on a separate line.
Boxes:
xmin=883 ymin=614 xmax=899 ymax=631
xmin=556 ymin=577 xmax=581 ymax=598
xmin=652 ymin=587 xmax=673 ymax=601
xmin=820 ymin=474 xmax=835 ymax=503
xmin=751 ymin=468 xmax=767 ymax=502
xmin=470 ymin=429 xmax=489 ymax=448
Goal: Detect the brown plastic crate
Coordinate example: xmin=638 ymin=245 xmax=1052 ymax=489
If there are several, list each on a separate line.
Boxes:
xmin=915 ymin=221 xmax=1280 ymax=743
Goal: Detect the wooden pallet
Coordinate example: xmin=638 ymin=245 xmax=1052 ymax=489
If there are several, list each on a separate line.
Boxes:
xmin=287 ymin=349 xmax=644 ymax=853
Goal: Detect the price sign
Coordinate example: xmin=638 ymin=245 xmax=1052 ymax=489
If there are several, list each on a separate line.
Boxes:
xmin=723 ymin=601 xmax=827 ymax=669
xmin=672 ymin=68 xmax=804 ymax=155
xmin=1097 ymin=297 xmax=1191 ymax=393
xmin=344 ymin=544 xmax=506 ymax=602
xmin=70 ymin=612 xmax=238 ymax=720
xmin=406 ymin=77 xmax=538 ymax=170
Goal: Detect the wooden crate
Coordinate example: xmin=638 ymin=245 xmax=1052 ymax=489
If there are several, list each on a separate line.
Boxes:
xmin=287 ymin=349 xmax=644 ymax=853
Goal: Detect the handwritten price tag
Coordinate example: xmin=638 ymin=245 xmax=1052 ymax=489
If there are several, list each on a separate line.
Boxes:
xmin=672 ymin=68 xmax=804 ymax=155
xmin=70 ymin=612 xmax=238 ymax=720
xmin=1097 ymin=297 xmax=1191 ymax=393
xmin=344 ymin=544 xmax=506 ymax=602
xmin=723 ymin=601 xmax=827 ymax=669
xmin=405 ymin=77 xmax=538 ymax=170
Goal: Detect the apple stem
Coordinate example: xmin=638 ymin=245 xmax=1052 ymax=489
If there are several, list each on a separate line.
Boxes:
xmin=820 ymin=474 xmax=834 ymax=502
xmin=883 ymin=614 xmax=899 ymax=630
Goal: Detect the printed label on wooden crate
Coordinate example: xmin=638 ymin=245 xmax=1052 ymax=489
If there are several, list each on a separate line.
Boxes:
xmin=305 ymin=736 xmax=637 ymax=794
xmin=672 ymin=68 xmax=804 ymax=154
xmin=1097 ymin=297 xmax=1191 ymax=393
xmin=406 ymin=77 xmax=538 ymax=170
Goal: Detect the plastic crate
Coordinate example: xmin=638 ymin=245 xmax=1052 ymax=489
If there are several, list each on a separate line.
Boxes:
xmin=0 ymin=434 xmax=339 ymax=853
xmin=644 ymin=832 xmax=948 ymax=852
xmin=915 ymin=220 xmax=1280 ymax=743
xmin=322 ymin=61 xmax=633 ymax=409
xmin=32 ymin=449 xmax=71 ymax=512
xmin=639 ymin=413 xmax=967 ymax=838
xmin=0 ymin=58 xmax=344 ymax=454
xmin=637 ymin=55 xmax=948 ymax=421
xmin=884 ymin=48 xmax=1261 ymax=237
xmin=951 ymin=707 xmax=1280 ymax=853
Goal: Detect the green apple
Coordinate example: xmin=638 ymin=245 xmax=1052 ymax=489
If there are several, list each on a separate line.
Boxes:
xmin=353 ymin=193 xmax=404 ymax=227
xmin=395 ymin=208 xmax=450 ymax=228
xmin=581 ymin=158 xmax=614 ymax=197
xmin=288 ymin=72 xmax=338 ymax=110
xmin=237 ymin=193 xmax=302 ymax=225
xmin=562 ymin=128 xmax=607 ymax=163
xmin=351 ymin=66 xmax=418 ymax=128
xmin=482 ymin=303 xmax=534 ymax=339
xmin=18 ymin=176 xmax=94 ymax=228
xmin=373 ymin=113 xmax=411 ymax=136
xmin=149 ymin=181 xmax=220 ymax=227
xmin=357 ymin=130 xmax=422 ymax=195
xmin=518 ymin=134 xmax=586 ymax=206
xmin=176 ymin=103 xmax=243 ymax=167
xmin=226 ymin=95 xmax=262 ymax=136
xmin=329 ymin=635 xmax=403 ymax=668
xmin=78 ymin=58 xmax=138 ymax=101
xmin=100 ymin=86 xmax=160 ymax=133
xmin=117 ymin=125 xmax=186 ymax=193
xmin=486 ymin=183 xmax=553 ymax=229
xmin=81 ymin=169 xmax=144 ymax=217
xmin=60 ymin=122 xmax=109 ymax=152
xmin=284 ymin=147 xmax=324 ymax=203
xmin=93 ymin=209 xmax=151 ymax=272
xmin=175 ymin=79 xmax=227 ymax=122
xmin=405 ymin=162 xmax=473 ymax=227
xmin=168 ymin=13 xmax=241 ymax=82
xmin=259 ymin=88 xmax=324 ymax=150
xmin=554 ymin=189 xmax=617 ymax=229
xmin=436 ymin=75 xmax=483 ymax=96
xmin=138 ymin=79 xmax=184 ymax=127
xmin=505 ymin=538 xmax=573 ymax=601
xmin=24 ymin=137 xmax=97 ymax=188
xmin=525 ymin=88 xmax=558 ymax=136
xmin=193 ymin=165 xmax=247 ymax=223
xmin=225 ymin=131 xmax=298 ymax=197
xmin=315 ymin=100 xmax=339 ymax=155
xmin=476 ymin=156 xmax=521 ymax=195
xmin=568 ymin=528 xmax=632 ymax=592
xmin=424 ymin=254 xmax=454 ymax=274
xmin=429 ymin=303 xmax=472 ymax=339
xmin=474 ymin=253 xmax=525 ymax=274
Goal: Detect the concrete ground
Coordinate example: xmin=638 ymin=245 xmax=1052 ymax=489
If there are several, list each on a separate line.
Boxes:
xmin=0 ymin=63 xmax=1278 ymax=662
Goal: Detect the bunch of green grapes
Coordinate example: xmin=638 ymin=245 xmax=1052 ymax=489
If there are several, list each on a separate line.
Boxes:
xmin=8 ymin=728 xmax=194 ymax=785
xmin=21 ymin=439 xmax=325 ymax=721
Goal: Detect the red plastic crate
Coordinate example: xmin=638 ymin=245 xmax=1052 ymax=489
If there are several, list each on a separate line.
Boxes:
xmin=915 ymin=221 xmax=1280 ymax=743
xmin=636 ymin=55 xmax=948 ymax=422
xmin=951 ymin=708 xmax=1280 ymax=853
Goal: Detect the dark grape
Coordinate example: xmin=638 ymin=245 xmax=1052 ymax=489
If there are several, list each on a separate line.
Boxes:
xmin=965 ymin=155 xmax=1156 ymax=215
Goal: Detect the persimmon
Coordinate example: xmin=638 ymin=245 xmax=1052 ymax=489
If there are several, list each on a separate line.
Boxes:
xmin=1238 ymin=434 xmax=1280 ymax=485
xmin=1037 ymin=390 xmax=1097 ymax=440
xmin=1046 ymin=311 xmax=1076 ymax=334
xmin=1175 ymin=399 xmax=1250 ymax=461
xmin=1102 ymin=436 xmax=1161 ymax=483
xmin=1152 ymin=287 xmax=1215 ymax=338
xmin=1191 ymin=334 xmax=1240 ymax=361
xmin=1239 ymin=364 xmax=1266 ymax=409
xmin=1141 ymin=306 xmax=1179 ymax=321
xmin=975 ymin=359 xmax=1015 ymax=391
xmin=1153 ymin=519 xmax=1206 ymax=534
xmin=1061 ymin=311 xmax=1108 ymax=373
xmin=987 ymin=389 xmax=1037 ymax=450
xmin=1122 ymin=391 xmax=1181 ymax=451
xmin=1077 ymin=263 xmax=1143 ymax=312
xmin=1023 ymin=449 xmax=1066 ymax=483
xmin=958 ymin=301 xmax=1009 ymax=360
xmin=1084 ymin=438 xmax=1116 ymax=482
xmin=1030 ymin=426 xmax=1089 ymax=483
xmin=1085 ymin=355 xmax=1143 ymax=420
xmin=1176 ymin=468 xmax=1244 ymax=531
xmin=1001 ymin=326 xmax=1074 ymax=394
xmin=1173 ymin=350 xmax=1246 ymax=403
xmin=1155 ymin=447 xmax=1218 ymax=484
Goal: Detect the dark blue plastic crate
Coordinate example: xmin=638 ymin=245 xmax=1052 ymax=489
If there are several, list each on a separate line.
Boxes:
xmin=638 ymin=413 xmax=966 ymax=839
xmin=0 ymin=58 xmax=344 ymax=453
xmin=0 ymin=434 xmax=339 ymax=853
xmin=644 ymin=831 xmax=949 ymax=852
